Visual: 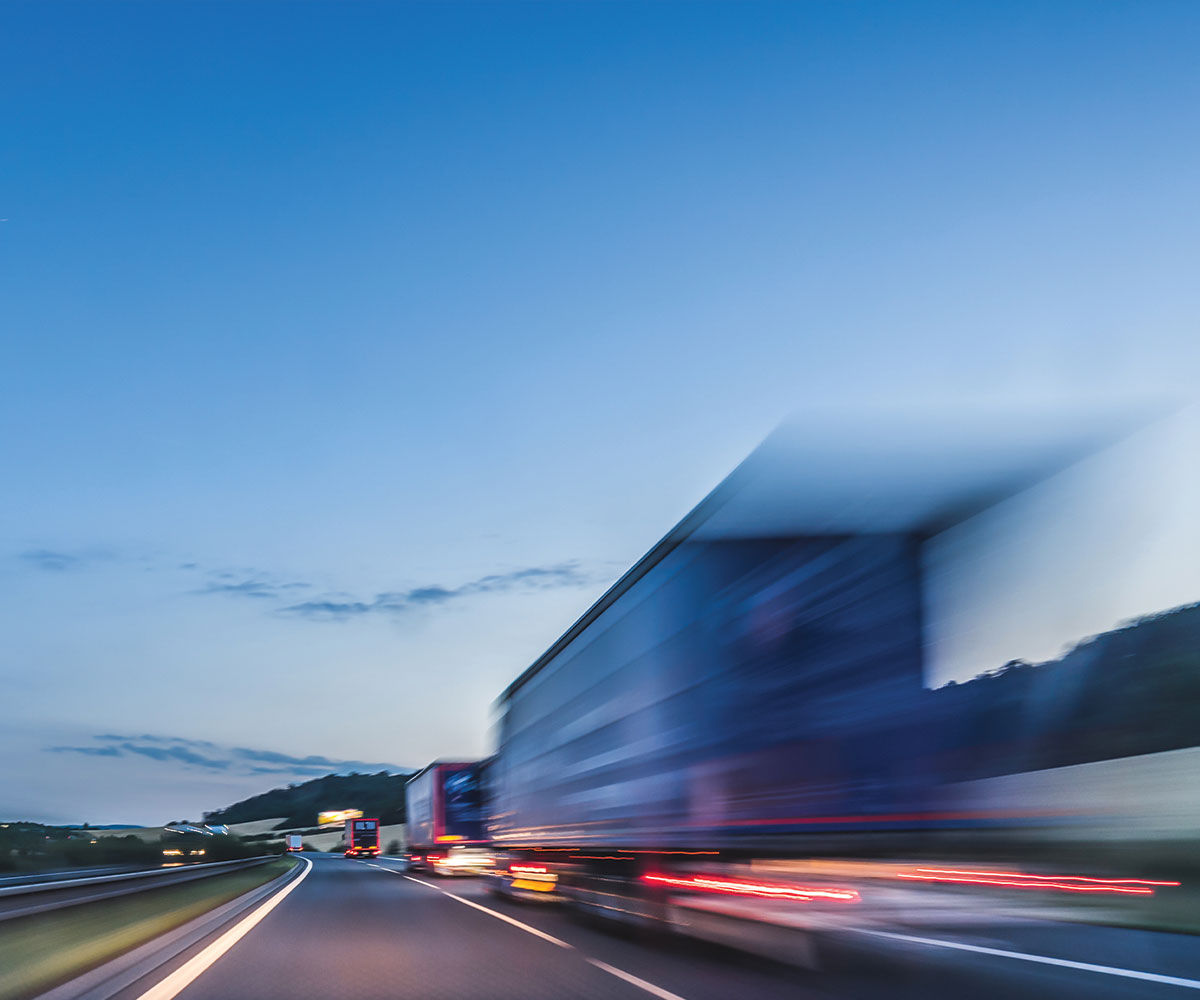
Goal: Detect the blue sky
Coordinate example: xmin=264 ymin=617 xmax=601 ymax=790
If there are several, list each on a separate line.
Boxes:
xmin=3 ymin=1 xmax=1200 ymax=824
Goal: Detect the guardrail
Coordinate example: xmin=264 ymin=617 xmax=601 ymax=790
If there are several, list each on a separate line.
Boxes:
xmin=0 ymin=856 xmax=278 ymax=922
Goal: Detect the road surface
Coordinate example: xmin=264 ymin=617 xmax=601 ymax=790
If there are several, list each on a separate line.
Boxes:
xmin=100 ymin=854 xmax=1199 ymax=1000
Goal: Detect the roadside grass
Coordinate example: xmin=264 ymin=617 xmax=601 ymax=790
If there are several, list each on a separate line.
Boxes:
xmin=0 ymin=856 xmax=295 ymax=1000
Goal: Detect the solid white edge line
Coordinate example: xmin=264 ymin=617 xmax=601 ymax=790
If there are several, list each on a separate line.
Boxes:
xmin=133 ymin=855 xmax=312 ymax=1000
xmin=856 ymin=929 xmax=1200 ymax=990
xmin=380 ymin=867 xmax=692 ymax=1000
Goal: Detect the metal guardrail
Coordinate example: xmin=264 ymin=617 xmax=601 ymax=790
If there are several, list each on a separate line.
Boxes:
xmin=0 ymin=856 xmax=278 ymax=922
xmin=0 ymin=856 xmax=275 ymax=898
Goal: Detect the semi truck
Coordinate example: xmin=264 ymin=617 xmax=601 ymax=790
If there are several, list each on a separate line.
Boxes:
xmin=285 ymin=834 xmax=303 ymax=852
xmin=483 ymin=415 xmax=1198 ymax=959
xmin=343 ymin=817 xmax=380 ymax=858
xmin=485 ymin=531 xmax=923 ymax=941
xmin=405 ymin=761 xmax=491 ymax=875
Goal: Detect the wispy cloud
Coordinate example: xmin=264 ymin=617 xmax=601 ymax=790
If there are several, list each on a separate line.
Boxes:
xmin=47 ymin=734 xmax=403 ymax=776
xmin=248 ymin=764 xmax=341 ymax=777
xmin=18 ymin=548 xmax=115 ymax=572
xmin=281 ymin=561 xmax=593 ymax=621
xmin=279 ymin=599 xmax=374 ymax=620
xmin=122 ymin=743 xmax=231 ymax=769
xmin=193 ymin=569 xmax=312 ymax=601
xmin=17 ymin=547 xmax=595 ymax=625
xmin=96 ymin=733 xmax=218 ymax=748
xmin=50 ymin=740 xmax=230 ymax=770
xmin=230 ymin=747 xmax=365 ymax=768
xmin=49 ymin=744 xmax=122 ymax=757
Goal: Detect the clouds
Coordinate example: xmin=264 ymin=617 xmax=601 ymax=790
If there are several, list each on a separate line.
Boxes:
xmin=195 ymin=575 xmax=312 ymax=600
xmin=230 ymin=747 xmax=401 ymax=777
xmin=49 ymin=744 xmax=122 ymax=757
xmin=48 ymin=734 xmax=403 ymax=777
xmin=278 ymin=599 xmax=374 ymax=620
xmin=14 ymin=546 xmax=594 ymax=625
xmin=279 ymin=561 xmax=594 ymax=621
xmin=49 ymin=736 xmax=231 ymax=771
xmin=19 ymin=548 xmax=114 ymax=572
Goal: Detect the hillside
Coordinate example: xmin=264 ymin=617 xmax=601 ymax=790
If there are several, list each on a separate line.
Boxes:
xmin=203 ymin=771 xmax=413 ymax=828
xmin=930 ymin=600 xmax=1200 ymax=779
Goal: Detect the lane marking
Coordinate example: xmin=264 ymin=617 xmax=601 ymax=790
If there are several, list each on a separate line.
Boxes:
xmin=134 ymin=856 xmax=312 ymax=1000
xmin=370 ymin=863 xmax=1199 ymax=995
xmin=856 ymin=929 xmax=1200 ymax=990
xmin=400 ymin=874 xmax=573 ymax=948
xmin=585 ymin=959 xmax=689 ymax=1000
xmin=366 ymin=864 xmax=691 ymax=1000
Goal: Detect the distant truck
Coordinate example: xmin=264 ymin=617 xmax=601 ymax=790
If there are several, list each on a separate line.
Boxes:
xmin=343 ymin=817 xmax=380 ymax=858
xmin=405 ymin=761 xmax=491 ymax=874
xmin=285 ymin=834 xmax=303 ymax=852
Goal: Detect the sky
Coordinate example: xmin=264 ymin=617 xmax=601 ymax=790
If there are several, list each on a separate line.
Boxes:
xmin=3 ymin=1 xmax=1200 ymax=825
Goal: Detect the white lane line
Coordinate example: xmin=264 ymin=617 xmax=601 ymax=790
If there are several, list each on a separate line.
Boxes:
xmin=134 ymin=856 xmax=312 ymax=1000
xmin=856 ymin=929 xmax=1200 ymax=990
xmin=376 ymin=868 xmax=690 ymax=1000
xmin=400 ymin=875 xmax=573 ymax=948
xmin=584 ymin=959 xmax=689 ymax=1000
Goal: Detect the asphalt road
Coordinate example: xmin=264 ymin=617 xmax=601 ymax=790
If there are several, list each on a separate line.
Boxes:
xmin=105 ymin=854 xmax=1200 ymax=1000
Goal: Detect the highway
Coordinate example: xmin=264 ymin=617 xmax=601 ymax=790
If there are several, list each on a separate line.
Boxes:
xmin=85 ymin=853 xmax=1199 ymax=1000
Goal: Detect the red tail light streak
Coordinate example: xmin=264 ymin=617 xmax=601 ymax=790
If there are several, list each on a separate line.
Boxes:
xmin=644 ymin=874 xmax=859 ymax=902
xmin=896 ymin=868 xmax=1181 ymax=895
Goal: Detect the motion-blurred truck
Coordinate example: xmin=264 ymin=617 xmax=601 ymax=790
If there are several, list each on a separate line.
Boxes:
xmin=285 ymin=834 xmax=303 ymax=852
xmin=343 ymin=817 xmax=380 ymax=858
xmin=405 ymin=761 xmax=492 ymax=874
xmin=486 ymin=412 xmax=1199 ymax=960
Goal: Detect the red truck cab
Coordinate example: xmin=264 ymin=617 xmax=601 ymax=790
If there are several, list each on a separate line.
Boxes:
xmin=344 ymin=817 xmax=380 ymax=858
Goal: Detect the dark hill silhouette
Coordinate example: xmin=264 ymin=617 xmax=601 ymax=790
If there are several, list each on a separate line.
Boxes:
xmin=930 ymin=600 xmax=1200 ymax=780
xmin=204 ymin=770 xmax=413 ymax=828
